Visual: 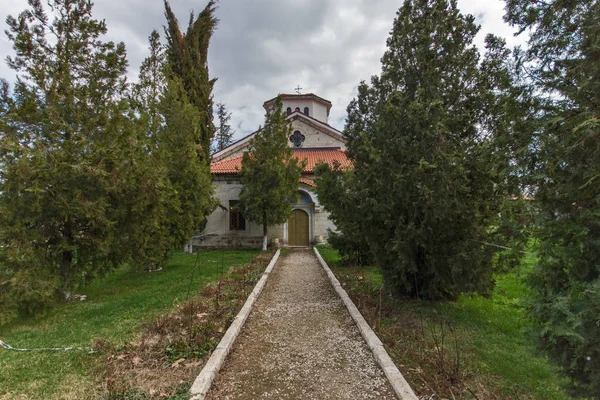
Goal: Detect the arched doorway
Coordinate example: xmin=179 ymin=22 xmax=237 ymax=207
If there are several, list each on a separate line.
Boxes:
xmin=288 ymin=209 xmax=309 ymax=246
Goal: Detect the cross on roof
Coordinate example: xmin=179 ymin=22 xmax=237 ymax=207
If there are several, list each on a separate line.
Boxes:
xmin=294 ymin=85 xmax=302 ymax=94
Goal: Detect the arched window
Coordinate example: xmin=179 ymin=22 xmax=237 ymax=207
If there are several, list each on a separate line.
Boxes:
xmin=229 ymin=200 xmax=245 ymax=230
xmin=304 ymin=107 xmax=309 ymax=116
xmin=286 ymin=107 xmax=292 ymax=116
xmin=295 ymin=107 xmax=300 ymax=112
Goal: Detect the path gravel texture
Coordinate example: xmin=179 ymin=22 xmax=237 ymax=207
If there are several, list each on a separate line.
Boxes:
xmin=206 ymin=249 xmax=396 ymax=399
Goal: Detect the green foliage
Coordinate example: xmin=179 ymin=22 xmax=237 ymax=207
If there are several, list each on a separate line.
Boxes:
xmin=132 ymin=29 xmax=166 ymax=145
xmin=164 ymin=0 xmax=218 ymax=163
xmin=158 ymin=2 xmax=219 ymax=253
xmin=212 ymin=102 xmax=235 ymax=153
xmin=490 ymin=199 xmax=536 ymax=274
xmin=0 ymin=263 xmax=59 ymax=324
xmin=318 ymin=246 xmax=572 ymax=399
xmin=504 ymin=0 xmax=600 ymax=396
xmin=0 ymin=250 xmax=258 ymax=398
xmin=158 ymin=76 xmax=217 ymax=248
xmin=238 ymin=97 xmax=304 ymax=250
xmin=0 ymin=0 xmax=217 ymax=324
xmin=0 ymin=0 xmax=166 ymax=306
xmin=129 ymin=28 xmax=217 ymax=266
xmin=318 ymin=0 xmax=521 ymax=299
xmin=314 ymin=164 xmax=372 ymax=265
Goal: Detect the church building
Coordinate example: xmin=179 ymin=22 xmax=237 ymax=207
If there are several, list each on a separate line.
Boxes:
xmin=194 ymin=93 xmax=350 ymax=248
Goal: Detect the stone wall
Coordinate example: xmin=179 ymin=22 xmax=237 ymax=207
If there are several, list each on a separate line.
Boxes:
xmin=288 ymin=119 xmax=346 ymax=149
xmin=192 ymin=233 xmax=265 ymax=250
xmin=194 ymin=177 xmax=335 ymax=248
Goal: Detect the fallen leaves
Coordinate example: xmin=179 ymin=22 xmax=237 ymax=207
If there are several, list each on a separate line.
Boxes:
xmin=171 ymin=358 xmax=186 ymax=368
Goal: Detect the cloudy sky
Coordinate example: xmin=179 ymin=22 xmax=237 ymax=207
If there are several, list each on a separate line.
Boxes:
xmin=0 ymin=0 xmax=528 ymax=140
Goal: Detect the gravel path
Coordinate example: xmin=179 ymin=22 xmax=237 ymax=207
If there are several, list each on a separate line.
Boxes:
xmin=206 ymin=249 xmax=396 ymax=399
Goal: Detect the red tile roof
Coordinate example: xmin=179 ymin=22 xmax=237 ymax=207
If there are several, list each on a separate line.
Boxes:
xmin=210 ymin=149 xmax=351 ymax=175
xmin=300 ymin=177 xmax=316 ymax=187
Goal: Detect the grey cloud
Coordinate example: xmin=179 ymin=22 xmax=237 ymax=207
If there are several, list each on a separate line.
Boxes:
xmin=1 ymin=0 xmax=525 ymax=140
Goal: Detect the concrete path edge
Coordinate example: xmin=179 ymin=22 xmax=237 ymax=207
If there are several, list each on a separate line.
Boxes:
xmin=189 ymin=249 xmax=281 ymax=400
xmin=313 ymin=247 xmax=419 ymax=400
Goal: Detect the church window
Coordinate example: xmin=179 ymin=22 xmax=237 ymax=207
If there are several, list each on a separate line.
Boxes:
xmin=286 ymin=107 xmax=292 ymax=116
xmin=304 ymin=107 xmax=309 ymax=116
xmin=289 ymin=131 xmax=306 ymax=147
xmin=295 ymin=107 xmax=300 ymax=112
xmin=229 ymin=200 xmax=245 ymax=230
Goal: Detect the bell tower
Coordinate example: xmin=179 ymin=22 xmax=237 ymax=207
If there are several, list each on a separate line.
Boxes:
xmin=263 ymin=93 xmax=332 ymax=124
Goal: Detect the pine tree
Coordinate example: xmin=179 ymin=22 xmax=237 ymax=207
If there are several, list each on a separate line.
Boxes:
xmin=320 ymin=0 xmax=511 ymax=299
xmin=238 ymin=98 xmax=304 ymax=251
xmin=164 ymin=0 xmax=218 ymax=163
xmin=212 ymin=102 xmax=235 ymax=153
xmin=0 ymin=0 xmax=164 ymax=311
xmin=505 ymin=0 xmax=600 ymax=395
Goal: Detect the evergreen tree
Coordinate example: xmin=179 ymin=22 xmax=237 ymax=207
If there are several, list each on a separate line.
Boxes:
xmin=320 ymin=0 xmax=510 ymax=299
xmin=0 ymin=0 xmax=164 ymax=313
xmin=164 ymin=0 xmax=218 ymax=163
xmin=238 ymin=98 xmax=304 ymax=251
xmin=131 ymin=28 xmax=216 ymax=260
xmin=212 ymin=102 xmax=235 ymax=153
xmin=505 ymin=0 xmax=600 ymax=395
xmin=110 ymin=111 xmax=172 ymax=271
xmin=132 ymin=29 xmax=166 ymax=145
xmin=314 ymin=163 xmax=373 ymax=265
xmin=476 ymin=34 xmax=541 ymax=271
xmin=158 ymin=75 xmax=217 ymax=249
xmin=122 ymin=31 xmax=174 ymax=271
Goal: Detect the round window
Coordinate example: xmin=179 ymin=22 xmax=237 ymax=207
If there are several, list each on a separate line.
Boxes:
xmin=289 ymin=131 xmax=306 ymax=147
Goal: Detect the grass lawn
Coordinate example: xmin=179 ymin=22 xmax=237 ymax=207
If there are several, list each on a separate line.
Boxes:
xmin=317 ymin=246 xmax=572 ymax=400
xmin=0 ymin=249 xmax=259 ymax=400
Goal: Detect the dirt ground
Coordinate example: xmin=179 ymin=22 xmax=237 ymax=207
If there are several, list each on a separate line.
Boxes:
xmin=206 ymin=249 xmax=396 ymax=399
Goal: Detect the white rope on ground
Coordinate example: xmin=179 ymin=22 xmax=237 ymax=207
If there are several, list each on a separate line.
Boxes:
xmin=1 ymin=230 xmax=229 ymax=357
xmin=0 ymin=338 xmax=95 ymax=353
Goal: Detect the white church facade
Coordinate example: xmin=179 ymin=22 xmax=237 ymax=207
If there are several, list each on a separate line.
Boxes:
xmin=193 ymin=93 xmax=350 ymax=248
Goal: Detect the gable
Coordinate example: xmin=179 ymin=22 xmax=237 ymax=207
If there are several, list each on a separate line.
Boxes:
xmin=287 ymin=115 xmax=345 ymax=150
xmin=211 ymin=111 xmax=345 ymax=163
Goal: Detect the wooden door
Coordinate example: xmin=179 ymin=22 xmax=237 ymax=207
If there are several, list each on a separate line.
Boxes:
xmin=288 ymin=209 xmax=309 ymax=246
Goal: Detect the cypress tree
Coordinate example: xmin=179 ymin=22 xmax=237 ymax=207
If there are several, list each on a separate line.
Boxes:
xmin=126 ymin=31 xmax=173 ymax=270
xmin=321 ymin=0 xmax=512 ymax=299
xmin=158 ymin=75 xmax=217 ymax=249
xmin=505 ymin=0 xmax=600 ymax=395
xmin=163 ymin=0 xmax=218 ymax=163
xmin=132 ymin=29 xmax=166 ymax=146
xmin=238 ymin=98 xmax=304 ymax=251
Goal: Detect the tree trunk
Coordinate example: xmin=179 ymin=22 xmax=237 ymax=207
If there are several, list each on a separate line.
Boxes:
xmin=262 ymin=223 xmax=268 ymax=251
xmin=61 ymin=221 xmax=74 ymax=301
xmin=61 ymin=249 xmax=74 ymax=301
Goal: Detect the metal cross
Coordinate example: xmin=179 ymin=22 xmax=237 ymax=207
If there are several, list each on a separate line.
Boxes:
xmin=294 ymin=85 xmax=302 ymax=94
